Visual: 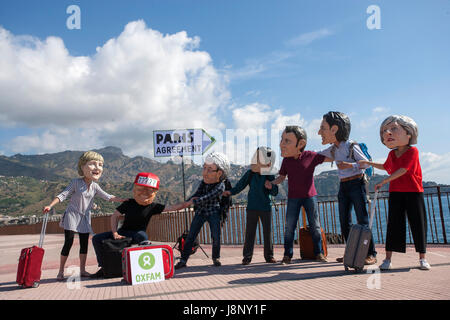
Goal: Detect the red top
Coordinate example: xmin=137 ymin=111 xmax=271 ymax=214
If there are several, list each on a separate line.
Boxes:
xmin=383 ymin=146 xmax=424 ymax=192
xmin=279 ymin=151 xmax=325 ymax=198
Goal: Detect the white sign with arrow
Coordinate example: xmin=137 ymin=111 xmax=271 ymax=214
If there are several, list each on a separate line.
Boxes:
xmin=153 ymin=128 xmax=215 ymax=157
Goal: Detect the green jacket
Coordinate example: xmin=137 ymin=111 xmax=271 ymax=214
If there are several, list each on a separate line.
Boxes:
xmin=230 ymin=170 xmax=278 ymax=212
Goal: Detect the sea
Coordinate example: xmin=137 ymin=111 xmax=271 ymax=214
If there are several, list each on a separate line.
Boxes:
xmin=246 ymin=193 xmax=450 ymax=245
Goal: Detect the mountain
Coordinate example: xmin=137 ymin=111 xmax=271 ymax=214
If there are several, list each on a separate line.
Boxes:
xmin=0 ymin=146 xmax=441 ymax=216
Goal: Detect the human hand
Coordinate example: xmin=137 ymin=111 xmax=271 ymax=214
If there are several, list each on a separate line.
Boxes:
xmin=113 ymin=232 xmax=125 ymax=240
xmin=264 ymin=180 xmax=273 ymax=189
xmin=375 ymin=182 xmax=383 ymax=192
xmin=222 ymin=191 xmax=231 ymax=197
xmin=358 ymin=160 xmax=370 ymax=167
xmin=43 ymin=206 xmax=51 ymax=214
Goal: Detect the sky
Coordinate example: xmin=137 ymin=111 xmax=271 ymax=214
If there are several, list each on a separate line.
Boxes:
xmin=0 ymin=0 xmax=449 ymax=184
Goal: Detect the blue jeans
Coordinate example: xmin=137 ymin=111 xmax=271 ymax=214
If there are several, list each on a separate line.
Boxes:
xmin=284 ymin=197 xmax=323 ymax=258
xmin=181 ymin=210 xmax=221 ymax=262
xmin=338 ymin=178 xmax=377 ymax=257
xmin=92 ymin=229 xmax=148 ymax=267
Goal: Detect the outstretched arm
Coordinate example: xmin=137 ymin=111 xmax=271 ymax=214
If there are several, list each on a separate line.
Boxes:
xmin=265 ymin=174 xmax=286 ymax=189
xmin=163 ymin=198 xmax=198 ymax=212
xmin=358 ymin=160 xmax=386 ymax=171
xmin=43 ymin=197 xmax=60 ymax=214
xmin=375 ymin=168 xmax=407 ymax=191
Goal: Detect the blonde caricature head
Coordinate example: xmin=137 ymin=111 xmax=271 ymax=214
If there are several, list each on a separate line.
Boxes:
xmin=77 ymin=151 xmax=105 ymax=176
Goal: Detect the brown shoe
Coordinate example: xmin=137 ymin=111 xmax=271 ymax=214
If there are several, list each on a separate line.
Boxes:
xmin=281 ymin=256 xmax=291 ymax=265
xmin=364 ymin=255 xmax=377 ymax=265
xmin=316 ymin=253 xmax=328 ymax=262
xmin=336 ymin=257 xmax=344 ymax=263
xmin=265 ymin=257 xmax=277 ymax=263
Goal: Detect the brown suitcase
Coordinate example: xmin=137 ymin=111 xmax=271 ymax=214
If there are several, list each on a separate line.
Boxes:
xmin=299 ymin=208 xmax=328 ymax=260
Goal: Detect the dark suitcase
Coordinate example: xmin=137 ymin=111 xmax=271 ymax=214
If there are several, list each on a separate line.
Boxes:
xmin=343 ymin=191 xmax=378 ymax=272
xmin=101 ymin=237 xmax=133 ymax=278
xmin=16 ymin=212 xmax=49 ymax=288
xmin=299 ymin=208 xmax=328 ymax=260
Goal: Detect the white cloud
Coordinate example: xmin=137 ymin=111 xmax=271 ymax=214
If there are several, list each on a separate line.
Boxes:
xmin=357 ymin=106 xmax=391 ymax=129
xmin=226 ymin=51 xmax=293 ymax=81
xmin=223 ymin=103 xmax=322 ymax=167
xmin=420 ymin=151 xmax=450 ymax=184
xmin=0 ymin=20 xmax=230 ymax=157
xmin=285 ymin=28 xmax=334 ymax=47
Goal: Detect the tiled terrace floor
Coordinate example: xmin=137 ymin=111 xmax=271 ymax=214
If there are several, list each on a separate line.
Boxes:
xmin=1 ymin=234 xmax=450 ymax=302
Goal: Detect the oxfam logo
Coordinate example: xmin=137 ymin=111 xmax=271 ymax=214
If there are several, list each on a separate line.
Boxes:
xmin=138 ymin=252 xmax=155 ymax=270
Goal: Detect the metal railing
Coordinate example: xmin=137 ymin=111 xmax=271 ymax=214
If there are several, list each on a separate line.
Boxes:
xmin=1 ymin=186 xmax=448 ymax=245
xmin=147 ymin=186 xmax=450 ymax=245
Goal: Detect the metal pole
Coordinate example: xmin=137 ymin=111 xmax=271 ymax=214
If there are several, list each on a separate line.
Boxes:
xmin=181 ymin=154 xmax=188 ymax=230
xmin=437 ymin=186 xmax=448 ymax=244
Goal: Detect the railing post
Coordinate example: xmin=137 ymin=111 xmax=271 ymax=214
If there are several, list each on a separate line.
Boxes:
xmin=437 ymin=186 xmax=448 ymax=244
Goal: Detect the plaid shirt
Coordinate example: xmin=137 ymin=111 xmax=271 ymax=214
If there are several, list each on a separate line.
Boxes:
xmin=188 ymin=180 xmax=225 ymax=217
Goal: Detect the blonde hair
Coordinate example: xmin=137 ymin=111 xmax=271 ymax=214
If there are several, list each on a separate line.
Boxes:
xmin=77 ymin=151 xmax=104 ymax=176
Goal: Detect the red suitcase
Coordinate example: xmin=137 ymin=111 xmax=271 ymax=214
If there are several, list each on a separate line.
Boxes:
xmin=16 ymin=212 xmax=49 ymax=288
xmin=122 ymin=242 xmax=174 ymax=284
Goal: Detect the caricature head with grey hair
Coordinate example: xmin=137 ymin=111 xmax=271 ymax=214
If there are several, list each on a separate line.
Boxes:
xmin=380 ymin=115 xmax=418 ymax=149
xmin=204 ymin=152 xmax=230 ymax=181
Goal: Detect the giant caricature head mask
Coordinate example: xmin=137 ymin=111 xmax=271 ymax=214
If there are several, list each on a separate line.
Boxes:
xmin=379 ymin=115 xmax=418 ymax=149
xmin=251 ymin=146 xmax=276 ymax=175
xmin=133 ymin=172 xmax=160 ymax=206
xmin=319 ymin=111 xmax=351 ymax=145
xmin=280 ymin=126 xmax=307 ymax=158
xmin=78 ymin=151 xmax=105 ymax=182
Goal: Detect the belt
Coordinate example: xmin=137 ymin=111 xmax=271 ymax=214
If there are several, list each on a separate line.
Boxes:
xmin=340 ymin=174 xmax=363 ymax=183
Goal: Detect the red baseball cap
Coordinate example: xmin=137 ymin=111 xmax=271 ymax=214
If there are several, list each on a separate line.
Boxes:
xmin=134 ymin=172 xmax=160 ymax=190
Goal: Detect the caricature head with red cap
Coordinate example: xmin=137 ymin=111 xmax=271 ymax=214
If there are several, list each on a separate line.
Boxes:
xmin=133 ymin=172 xmax=160 ymax=206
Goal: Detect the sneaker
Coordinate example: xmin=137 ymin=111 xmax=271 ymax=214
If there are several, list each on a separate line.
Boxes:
xmin=242 ymin=258 xmax=251 ymax=265
xmin=316 ymin=253 xmax=328 ymax=262
xmin=379 ymin=259 xmax=392 ymax=270
xmin=364 ymin=255 xmax=377 ymax=265
xmin=175 ymin=260 xmax=187 ymax=270
xmin=90 ymin=268 xmax=104 ymax=279
xmin=419 ymin=259 xmax=431 ymax=270
xmin=281 ymin=256 xmax=291 ymax=265
xmin=265 ymin=257 xmax=277 ymax=263
xmin=213 ymin=258 xmax=221 ymax=267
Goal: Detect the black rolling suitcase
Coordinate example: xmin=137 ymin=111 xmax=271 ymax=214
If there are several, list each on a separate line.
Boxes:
xmin=343 ymin=191 xmax=378 ymax=272
xmin=101 ymin=237 xmax=133 ymax=278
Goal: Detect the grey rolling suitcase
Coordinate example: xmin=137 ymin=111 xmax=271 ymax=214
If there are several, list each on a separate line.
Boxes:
xmin=343 ymin=191 xmax=378 ymax=272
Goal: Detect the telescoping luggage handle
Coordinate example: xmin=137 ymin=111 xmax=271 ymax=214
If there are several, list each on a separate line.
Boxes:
xmin=368 ymin=190 xmax=378 ymax=230
xmin=38 ymin=208 xmax=52 ymax=248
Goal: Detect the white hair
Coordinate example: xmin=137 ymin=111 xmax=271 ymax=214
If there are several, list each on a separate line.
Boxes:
xmin=205 ymin=152 xmax=230 ymax=179
xmin=380 ymin=115 xmax=418 ymax=145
